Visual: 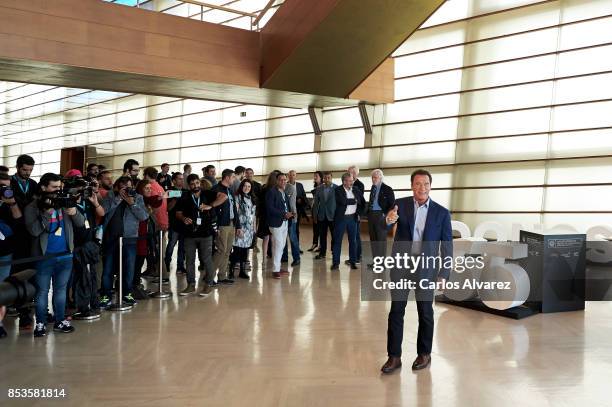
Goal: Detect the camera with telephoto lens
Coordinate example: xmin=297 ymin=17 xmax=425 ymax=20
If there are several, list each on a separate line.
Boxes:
xmin=0 ymin=185 xmax=13 ymax=200
xmin=49 ymin=191 xmax=78 ymax=209
xmin=41 ymin=176 xmax=93 ymax=209
xmin=125 ymin=187 xmax=137 ymax=198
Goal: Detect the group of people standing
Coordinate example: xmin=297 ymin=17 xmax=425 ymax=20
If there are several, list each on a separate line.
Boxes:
xmin=307 ymin=166 xmax=396 ymax=270
xmin=1 ymin=156 xmax=453 ymax=375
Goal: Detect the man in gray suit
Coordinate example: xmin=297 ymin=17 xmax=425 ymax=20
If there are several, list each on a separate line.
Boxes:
xmin=313 ymin=172 xmax=336 ymax=259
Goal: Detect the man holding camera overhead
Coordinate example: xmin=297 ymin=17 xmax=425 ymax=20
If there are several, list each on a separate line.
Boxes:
xmin=99 ymin=176 xmax=148 ymax=309
xmin=24 ymin=173 xmax=85 ymax=338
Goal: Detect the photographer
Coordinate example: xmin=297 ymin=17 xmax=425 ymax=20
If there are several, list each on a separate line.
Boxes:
xmin=24 ymin=173 xmax=85 ymax=337
xmin=134 ymin=179 xmax=161 ymax=297
xmin=10 ymin=155 xmax=38 ymax=330
xmin=65 ymin=170 xmax=105 ymax=317
xmin=99 ymin=176 xmax=148 ymax=308
xmin=0 ymin=172 xmax=23 ymax=338
xmin=64 ymin=170 xmax=105 ymax=235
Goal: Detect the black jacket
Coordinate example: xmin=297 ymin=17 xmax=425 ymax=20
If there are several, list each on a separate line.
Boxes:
xmin=10 ymin=175 xmax=38 ymax=211
xmin=156 ymin=173 xmax=173 ymax=191
xmin=368 ymin=182 xmax=395 ymax=214
xmin=0 ymin=202 xmax=22 ymax=257
xmin=212 ymin=183 xmax=241 ymax=229
xmin=353 ymin=178 xmax=365 ymax=195
xmin=334 ymin=186 xmax=365 ymax=221
xmin=295 ymin=182 xmax=308 ymax=218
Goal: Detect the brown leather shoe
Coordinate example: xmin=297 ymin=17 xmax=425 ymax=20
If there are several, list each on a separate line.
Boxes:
xmin=411 ymin=354 xmax=431 ymax=370
xmin=381 ymin=357 xmax=402 ymax=374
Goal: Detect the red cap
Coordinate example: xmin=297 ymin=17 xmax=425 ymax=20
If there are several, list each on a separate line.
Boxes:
xmin=65 ymin=169 xmax=82 ymax=178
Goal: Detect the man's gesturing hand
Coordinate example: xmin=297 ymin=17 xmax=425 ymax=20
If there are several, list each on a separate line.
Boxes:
xmin=385 ymin=205 xmax=399 ymax=225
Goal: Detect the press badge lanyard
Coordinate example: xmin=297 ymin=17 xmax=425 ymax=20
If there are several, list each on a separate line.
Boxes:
xmin=12 ymin=175 xmax=29 ymax=195
xmin=49 ymin=210 xmax=63 ymax=236
xmin=192 ymin=194 xmax=202 ymax=225
xmin=76 ymin=201 xmax=91 ymax=229
xmin=76 ymin=201 xmax=86 ymax=214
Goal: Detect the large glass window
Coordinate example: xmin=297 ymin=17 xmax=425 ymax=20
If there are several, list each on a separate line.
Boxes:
xmin=2 ymin=0 xmax=611 ymax=233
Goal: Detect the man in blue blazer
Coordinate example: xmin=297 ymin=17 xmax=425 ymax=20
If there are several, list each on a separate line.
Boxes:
xmin=266 ymin=173 xmax=294 ymax=279
xmin=381 ymin=169 xmax=453 ymax=373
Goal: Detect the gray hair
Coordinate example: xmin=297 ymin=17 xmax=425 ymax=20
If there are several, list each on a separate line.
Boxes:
xmin=348 ymin=165 xmax=359 ymax=175
xmin=371 ymin=169 xmax=384 ymax=179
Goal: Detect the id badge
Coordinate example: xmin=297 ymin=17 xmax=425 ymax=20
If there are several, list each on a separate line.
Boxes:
xmin=55 ymin=227 xmax=63 ymax=236
xmin=196 ymin=218 xmax=202 ymax=226
xmin=0 ymin=231 xmax=5 ymax=241
xmin=84 ymin=219 xmax=91 ymax=229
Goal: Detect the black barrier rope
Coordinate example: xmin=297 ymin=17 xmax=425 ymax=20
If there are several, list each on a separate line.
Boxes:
xmin=0 ymin=233 xmax=161 ymax=268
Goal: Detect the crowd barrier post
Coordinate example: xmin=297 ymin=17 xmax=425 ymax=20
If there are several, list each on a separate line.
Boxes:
xmin=108 ymin=236 xmax=133 ymax=311
xmin=150 ymin=231 xmax=171 ymax=299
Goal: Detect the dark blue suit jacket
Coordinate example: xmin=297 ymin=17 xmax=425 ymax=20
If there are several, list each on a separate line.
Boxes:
xmin=266 ymin=187 xmax=290 ymax=228
xmin=392 ymin=196 xmax=453 ymax=280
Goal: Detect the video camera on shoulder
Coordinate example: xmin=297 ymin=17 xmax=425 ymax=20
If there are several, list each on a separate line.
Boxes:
xmin=40 ymin=176 xmax=94 ymax=209
xmin=50 ymin=192 xmax=78 ymax=209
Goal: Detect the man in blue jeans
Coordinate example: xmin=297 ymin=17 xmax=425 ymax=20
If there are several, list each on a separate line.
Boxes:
xmin=25 ymin=173 xmax=85 ymax=337
xmin=100 ymin=176 xmax=148 ymax=308
xmin=331 ymin=173 xmax=365 ymax=270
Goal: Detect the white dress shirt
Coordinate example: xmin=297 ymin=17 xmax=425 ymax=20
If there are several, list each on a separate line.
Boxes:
xmin=412 ymin=198 xmax=430 ymax=255
xmin=344 ymin=187 xmax=357 ymax=215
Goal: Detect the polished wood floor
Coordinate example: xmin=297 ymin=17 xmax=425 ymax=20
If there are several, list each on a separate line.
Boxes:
xmin=1 ymin=232 xmax=611 ymax=406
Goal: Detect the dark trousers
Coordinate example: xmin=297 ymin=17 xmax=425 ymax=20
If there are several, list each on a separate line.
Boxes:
xmin=368 ymin=210 xmax=387 ymax=259
xmin=146 ymin=233 xmax=158 ymax=271
xmin=230 ymin=246 xmax=248 ymax=275
xmin=165 ymin=228 xmax=185 ymax=272
xmin=317 ymin=219 xmax=334 ymax=256
xmin=387 ymin=288 xmax=434 ymax=357
xmin=185 ymin=236 xmax=214 ymax=285
xmin=332 ymin=215 xmax=358 ymax=265
xmin=312 ymin=220 xmax=320 ymax=246
xmin=356 ymin=219 xmax=362 ymax=260
xmin=134 ymin=255 xmax=146 ymax=287
xmin=74 ymin=260 xmax=99 ymax=312
xmin=296 ymin=213 xmax=302 ymax=241
xmin=102 ymin=241 xmax=137 ymax=297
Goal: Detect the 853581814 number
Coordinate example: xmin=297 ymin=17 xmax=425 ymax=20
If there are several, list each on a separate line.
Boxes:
xmin=7 ymin=388 xmax=67 ymax=398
